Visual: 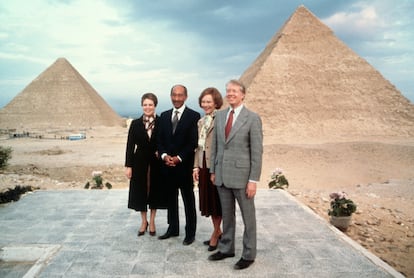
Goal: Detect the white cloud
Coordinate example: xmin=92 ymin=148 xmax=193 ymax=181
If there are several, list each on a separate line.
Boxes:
xmin=320 ymin=1 xmax=414 ymax=101
xmin=0 ymin=0 xmax=209 ymax=93
xmin=323 ymin=5 xmax=385 ymax=41
xmin=1 ymin=0 xmax=413 ymax=112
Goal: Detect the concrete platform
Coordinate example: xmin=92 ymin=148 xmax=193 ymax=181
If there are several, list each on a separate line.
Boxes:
xmin=0 ymin=189 xmax=403 ymax=277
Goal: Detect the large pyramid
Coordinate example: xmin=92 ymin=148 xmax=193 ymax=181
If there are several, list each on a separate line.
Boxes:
xmin=240 ymin=5 xmax=414 ymax=143
xmin=0 ymin=58 xmax=124 ymax=130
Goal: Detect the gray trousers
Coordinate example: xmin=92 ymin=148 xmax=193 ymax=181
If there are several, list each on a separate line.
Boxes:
xmin=217 ymin=185 xmax=257 ymax=260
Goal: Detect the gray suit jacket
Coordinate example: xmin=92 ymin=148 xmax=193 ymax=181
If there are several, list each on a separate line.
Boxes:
xmin=210 ymin=106 xmax=263 ymax=188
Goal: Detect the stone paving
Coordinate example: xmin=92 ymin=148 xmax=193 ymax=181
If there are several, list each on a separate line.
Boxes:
xmin=0 ymin=189 xmax=403 ymax=277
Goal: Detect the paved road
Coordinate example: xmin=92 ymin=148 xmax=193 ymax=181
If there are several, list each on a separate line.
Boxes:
xmin=0 ymin=189 xmax=402 ymax=277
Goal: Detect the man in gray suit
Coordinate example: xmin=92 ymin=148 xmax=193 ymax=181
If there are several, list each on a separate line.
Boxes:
xmin=208 ymin=79 xmax=263 ymax=270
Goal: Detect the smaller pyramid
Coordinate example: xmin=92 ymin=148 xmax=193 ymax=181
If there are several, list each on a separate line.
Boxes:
xmin=0 ymin=58 xmax=123 ymax=130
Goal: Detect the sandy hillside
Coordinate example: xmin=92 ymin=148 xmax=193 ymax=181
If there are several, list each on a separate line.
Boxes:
xmin=0 ymin=126 xmax=413 ymax=277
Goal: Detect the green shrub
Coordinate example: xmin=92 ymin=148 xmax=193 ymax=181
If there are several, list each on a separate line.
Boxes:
xmin=0 ymin=146 xmax=12 ymax=169
xmin=85 ymin=171 xmax=112 ymax=190
xmin=0 ymin=185 xmax=37 ymax=204
xmin=92 ymin=175 xmax=103 ymax=189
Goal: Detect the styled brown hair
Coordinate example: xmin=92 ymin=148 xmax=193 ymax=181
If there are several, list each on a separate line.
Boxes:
xmin=141 ymin=92 xmax=158 ymax=107
xmin=198 ymin=87 xmax=223 ymax=109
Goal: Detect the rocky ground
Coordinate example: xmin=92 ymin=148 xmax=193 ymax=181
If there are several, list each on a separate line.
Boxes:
xmin=290 ymin=180 xmax=414 ymax=277
xmin=0 ymin=126 xmax=413 ymax=277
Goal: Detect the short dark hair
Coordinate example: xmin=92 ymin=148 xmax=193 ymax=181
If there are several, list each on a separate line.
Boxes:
xmin=170 ymin=84 xmax=188 ymax=96
xmin=141 ymin=92 xmax=158 ymax=107
xmin=198 ymin=87 xmax=223 ymax=109
xmin=226 ymin=79 xmax=246 ymax=94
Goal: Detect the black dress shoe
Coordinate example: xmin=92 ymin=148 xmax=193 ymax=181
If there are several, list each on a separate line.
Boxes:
xmin=234 ymin=258 xmax=255 ymax=270
xmin=208 ymin=251 xmax=235 ymax=261
xmin=183 ymin=236 xmax=195 ymax=245
xmin=158 ymin=231 xmax=179 ymax=240
xmin=203 ymin=240 xmax=210 ymax=246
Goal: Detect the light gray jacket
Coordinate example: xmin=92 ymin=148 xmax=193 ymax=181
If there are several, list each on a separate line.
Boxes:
xmin=210 ymin=106 xmax=263 ymax=188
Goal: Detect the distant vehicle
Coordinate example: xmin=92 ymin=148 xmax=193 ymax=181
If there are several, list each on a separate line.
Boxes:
xmin=68 ymin=133 xmax=86 ymax=140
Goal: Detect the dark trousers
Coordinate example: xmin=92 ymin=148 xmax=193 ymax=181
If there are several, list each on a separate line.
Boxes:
xmin=166 ymin=175 xmax=197 ymax=238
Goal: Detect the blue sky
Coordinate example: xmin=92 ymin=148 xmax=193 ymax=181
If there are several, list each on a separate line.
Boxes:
xmin=1 ymin=0 xmax=413 ymax=117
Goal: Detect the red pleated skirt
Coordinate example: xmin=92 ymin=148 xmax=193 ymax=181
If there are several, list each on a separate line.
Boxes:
xmin=198 ymin=152 xmax=222 ymax=217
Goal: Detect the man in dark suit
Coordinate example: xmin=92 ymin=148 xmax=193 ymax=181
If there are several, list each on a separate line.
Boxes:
xmin=208 ymin=79 xmax=263 ymax=270
xmin=157 ymin=84 xmax=200 ymax=245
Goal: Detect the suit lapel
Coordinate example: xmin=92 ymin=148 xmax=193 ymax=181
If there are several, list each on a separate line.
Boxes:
xmin=138 ymin=117 xmax=150 ymax=141
xmin=220 ymin=109 xmax=229 ymax=142
xmin=174 ymin=107 xmax=186 ymax=134
xmin=149 ymin=115 xmax=158 ymax=143
xmin=166 ymin=109 xmax=174 ymax=134
xmin=226 ymin=107 xmax=247 ymax=142
xmin=206 ymin=113 xmax=216 ymax=136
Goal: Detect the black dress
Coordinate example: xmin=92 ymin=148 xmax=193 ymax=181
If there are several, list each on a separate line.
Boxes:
xmin=125 ymin=116 xmax=167 ymax=211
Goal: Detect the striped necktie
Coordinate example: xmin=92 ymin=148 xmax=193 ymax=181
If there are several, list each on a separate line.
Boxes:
xmin=172 ymin=110 xmax=179 ymax=134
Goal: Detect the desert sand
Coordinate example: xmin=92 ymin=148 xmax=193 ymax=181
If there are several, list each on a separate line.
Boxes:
xmin=1 ymin=126 xmax=413 ymax=277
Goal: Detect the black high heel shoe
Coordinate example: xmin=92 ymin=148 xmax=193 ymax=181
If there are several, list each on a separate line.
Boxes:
xmin=149 ymin=226 xmax=156 ymax=236
xmin=207 ymin=234 xmax=222 ymax=251
xmin=208 ymin=244 xmax=217 ymax=251
xmin=138 ymin=222 xmax=148 ymax=236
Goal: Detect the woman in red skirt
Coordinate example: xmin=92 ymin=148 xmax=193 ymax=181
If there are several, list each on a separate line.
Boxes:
xmin=193 ymin=87 xmax=223 ymax=251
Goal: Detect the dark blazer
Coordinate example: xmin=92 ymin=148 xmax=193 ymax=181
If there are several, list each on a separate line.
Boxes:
xmin=125 ymin=116 xmax=166 ymax=210
xmin=157 ymin=107 xmax=200 ymax=179
xmin=125 ymin=116 xmax=159 ymax=169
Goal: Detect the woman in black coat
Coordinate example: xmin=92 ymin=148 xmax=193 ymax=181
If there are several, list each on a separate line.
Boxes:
xmin=125 ymin=93 xmax=166 ymax=236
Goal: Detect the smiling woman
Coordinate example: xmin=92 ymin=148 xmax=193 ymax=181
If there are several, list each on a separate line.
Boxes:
xmin=193 ymin=87 xmax=223 ymax=251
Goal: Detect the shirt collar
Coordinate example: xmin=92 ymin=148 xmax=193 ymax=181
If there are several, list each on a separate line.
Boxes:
xmin=174 ymin=105 xmax=186 ymax=114
xmin=229 ymin=104 xmax=243 ymax=117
